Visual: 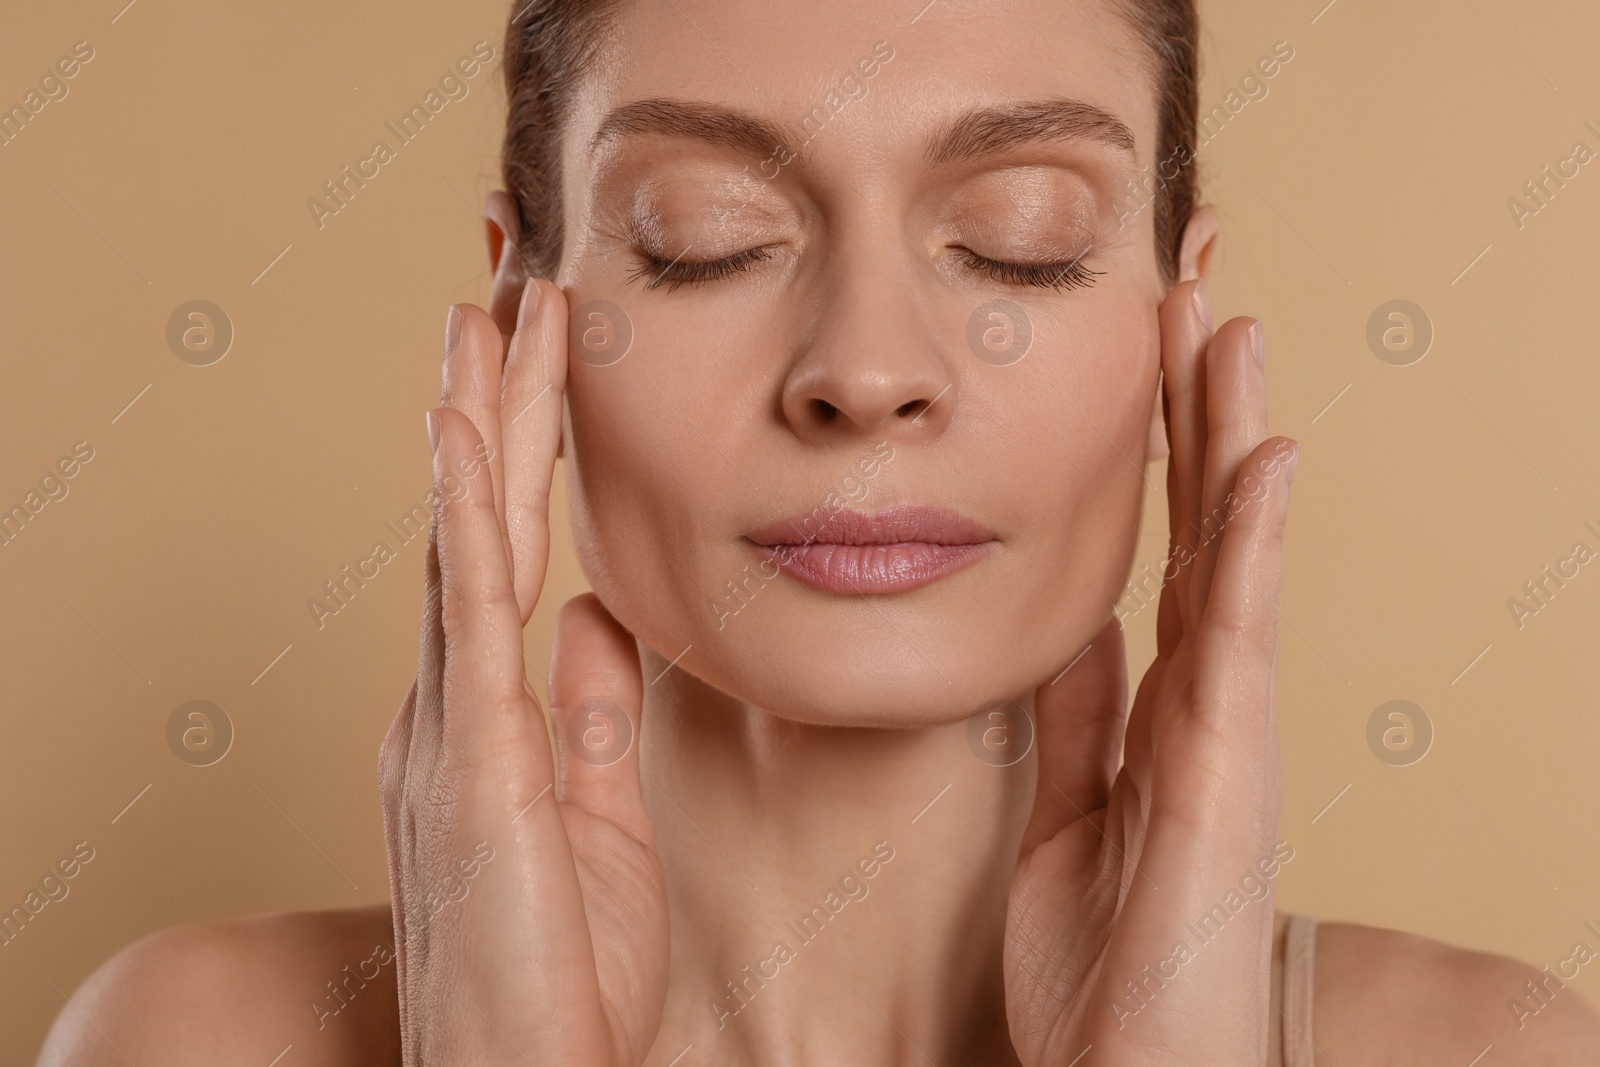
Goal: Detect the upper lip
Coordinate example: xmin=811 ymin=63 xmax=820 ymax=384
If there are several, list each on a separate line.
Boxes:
xmin=745 ymin=505 xmax=998 ymax=548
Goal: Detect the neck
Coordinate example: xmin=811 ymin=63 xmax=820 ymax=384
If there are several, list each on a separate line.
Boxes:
xmin=639 ymin=647 xmax=1035 ymax=1067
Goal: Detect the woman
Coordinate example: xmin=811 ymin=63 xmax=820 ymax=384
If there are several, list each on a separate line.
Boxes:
xmin=39 ymin=0 xmax=1599 ymax=1064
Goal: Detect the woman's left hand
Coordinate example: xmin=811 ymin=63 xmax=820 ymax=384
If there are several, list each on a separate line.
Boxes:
xmin=1003 ymin=279 xmax=1299 ymax=1066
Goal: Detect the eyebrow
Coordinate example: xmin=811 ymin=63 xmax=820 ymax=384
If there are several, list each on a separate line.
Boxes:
xmin=924 ymin=98 xmax=1137 ymax=165
xmin=589 ymin=96 xmax=1137 ymax=169
xmin=590 ymin=98 xmax=789 ymax=160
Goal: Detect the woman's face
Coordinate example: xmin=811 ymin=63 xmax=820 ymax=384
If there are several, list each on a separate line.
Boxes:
xmin=552 ymin=0 xmax=1170 ymax=726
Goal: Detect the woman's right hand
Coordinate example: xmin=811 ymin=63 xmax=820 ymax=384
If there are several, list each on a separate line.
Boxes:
xmin=378 ymin=279 xmax=670 ymax=1066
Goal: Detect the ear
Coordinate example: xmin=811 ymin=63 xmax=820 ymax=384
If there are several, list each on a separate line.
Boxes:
xmin=484 ymin=189 xmax=531 ymax=338
xmin=1176 ymin=204 xmax=1220 ymax=283
xmin=483 ymin=189 xmax=567 ymax=458
xmin=1147 ymin=205 xmax=1222 ymax=462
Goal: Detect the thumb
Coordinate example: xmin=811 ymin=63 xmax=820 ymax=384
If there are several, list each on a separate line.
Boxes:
xmin=549 ymin=593 xmax=652 ymax=846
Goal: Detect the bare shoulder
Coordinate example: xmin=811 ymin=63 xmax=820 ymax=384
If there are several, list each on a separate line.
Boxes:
xmin=1312 ymin=918 xmax=1600 ymax=1065
xmin=36 ymin=903 xmax=400 ymax=1067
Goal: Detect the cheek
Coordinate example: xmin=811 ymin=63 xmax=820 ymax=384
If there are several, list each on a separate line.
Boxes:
xmin=1027 ymin=297 xmax=1162 ymax=465
xmin=1002 ymin=301 xmax=1159 ymax=632
xmin=561 ymin=354 xmax=756 ymax=657
xmin=563 ymin=377 xmax=688 ymax=611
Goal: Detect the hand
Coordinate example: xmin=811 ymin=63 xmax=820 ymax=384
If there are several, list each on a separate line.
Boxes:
xmin=378 ymin=280 xmax=670 ymax=1066
xmin=1004 ymin=281 xmax=1299 ymax=1066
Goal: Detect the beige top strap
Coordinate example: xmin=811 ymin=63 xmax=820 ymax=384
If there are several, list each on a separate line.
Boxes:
xmin=1280 ymin=913 xmax=1319 ymax=1067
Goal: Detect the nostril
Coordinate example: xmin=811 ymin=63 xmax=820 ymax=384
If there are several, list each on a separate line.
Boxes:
xmin=812 ymin=398 xmax=839 ymax=422
xmin=896 ymin=399 xmax=924 ymax=418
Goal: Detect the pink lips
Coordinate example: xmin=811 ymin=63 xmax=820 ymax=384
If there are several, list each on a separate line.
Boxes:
xmin=746 ymin=505 xmax=998 ymax=594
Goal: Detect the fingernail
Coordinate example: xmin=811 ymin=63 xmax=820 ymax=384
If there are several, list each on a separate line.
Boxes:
xmin=517 ymin=279 xmax=540 ymax=331
xmin=1248 ymin=320 xmax=1265 ymax=369
xmin=444 ymin=305 xmax=463 ymax=355
xmin=425 ymin=409 xmax=441 ymax=456
xmin=1191 ymin=279 xmax=1213 ymax=331
xmin=1285 ymin=441 xmax=1301 ymax=486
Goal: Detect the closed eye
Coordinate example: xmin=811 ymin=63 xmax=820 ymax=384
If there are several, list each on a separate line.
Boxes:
xmin=625 ymin=243 xmax=1104 ymax=292
xmin=954 ymin=247 xmax=1103 ymax=291
xmin=627 ymin=246 xmax=776 ymax=292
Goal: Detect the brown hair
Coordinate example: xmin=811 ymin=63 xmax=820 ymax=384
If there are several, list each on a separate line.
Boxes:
xmin=501 ymin=0 xmax=1199 ymax=283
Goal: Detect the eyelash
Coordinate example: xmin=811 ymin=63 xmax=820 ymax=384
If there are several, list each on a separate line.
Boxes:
xmin=954 ymin=247 xmax=1104 ymax=291
xmin=627 ymin=246 xmax=776 ymax=292
xmin=624 ymin=243 xmax=1105 ymax=292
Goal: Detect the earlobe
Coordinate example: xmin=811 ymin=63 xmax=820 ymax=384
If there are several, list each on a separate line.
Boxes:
xmin=1177 ymin=205 xmax=1220 ymax=284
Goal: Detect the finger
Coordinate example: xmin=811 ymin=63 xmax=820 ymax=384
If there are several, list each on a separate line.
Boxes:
xmin=1155 ymin=441 xmax=1186 ymax=660
xmin=428 ymin=406 xmax=552 ymax=806
xmin=1157 ymin=279 xmax=1213 ymax=645
xmin=1021 ymin=619 xmax=1128 ymax=855
xmin=548 ymin=593 xmax=654 ymax=847
xmin=1192 ymin=434 xmax=1298 ymax=740
xmin=422 ymin=406 xmax=603 ymax=1019
xmin=1102 ymin=436 xmax=1296 ymax=1056
xmin=393 ymin=417 xmax=450 ymax=1016
xmin=1144 ymin=436 xmax=1296 ymax=888
xmin=500 ymin=278 xmax=569 ymax=623
xmin=411 ymin=473 xmax=447 ymax=759
xmin=1190 ymin=317 xmax=1269 ymax=614
xmin=378 ymin=679 xmax=417 ymax=1037
xmin=379 ymin=683 xmax=418 ymax=876
xmin=440 ymin=303 xmax=511 ymax=535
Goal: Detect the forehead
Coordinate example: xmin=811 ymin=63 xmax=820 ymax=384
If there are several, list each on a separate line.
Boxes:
xmin=562 ymin=0 xmax=1161 ymax=176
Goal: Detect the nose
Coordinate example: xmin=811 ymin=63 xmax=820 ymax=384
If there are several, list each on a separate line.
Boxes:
xmin=779 ymin=244 xmax=956 ymax=442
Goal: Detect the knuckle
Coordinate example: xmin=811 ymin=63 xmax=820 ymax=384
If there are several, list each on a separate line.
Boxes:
xmin=438 ymin=581 xmax=477 ymax=635
xmin=505 ymin=499 xmax=551 ymax=538
xmin=378 ymin=694 xmax=416 ymax=800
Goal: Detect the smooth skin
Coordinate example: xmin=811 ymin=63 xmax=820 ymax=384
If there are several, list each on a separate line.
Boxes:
xmin=38 ymin=0 xmax=1600 ymax=1062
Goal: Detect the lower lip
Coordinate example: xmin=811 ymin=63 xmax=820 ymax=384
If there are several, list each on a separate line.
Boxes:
xmin=758 ymin=541 xmax=995 ymax=594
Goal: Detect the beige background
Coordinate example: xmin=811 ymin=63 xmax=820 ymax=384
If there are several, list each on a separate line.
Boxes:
xmin=3 ymin=0 xmax=1598 ymax=1059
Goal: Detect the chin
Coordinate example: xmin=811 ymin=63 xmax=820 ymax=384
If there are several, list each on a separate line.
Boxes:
xmin=603 ymin=553 xmax=1096 ymax=728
